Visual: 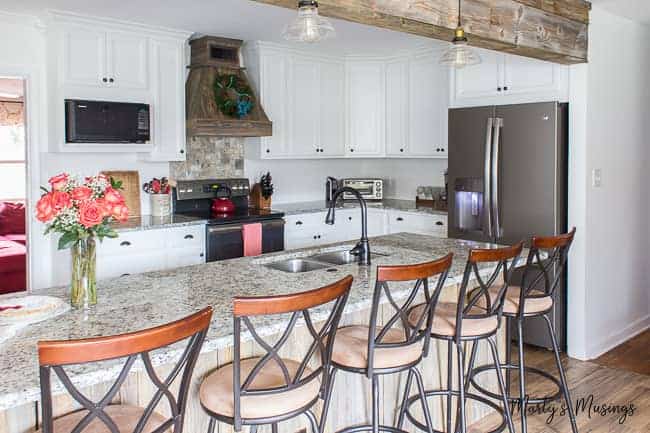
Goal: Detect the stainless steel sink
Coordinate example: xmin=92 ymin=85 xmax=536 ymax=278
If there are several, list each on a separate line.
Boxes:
xmin=265 ymin=259 xmax=332 ymax=273
xmin=308 ymin=250 xmax=389 ymax=265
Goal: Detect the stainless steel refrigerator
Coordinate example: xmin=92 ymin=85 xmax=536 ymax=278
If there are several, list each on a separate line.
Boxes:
xmin=448 ymin=101 xmax=568 ymax=350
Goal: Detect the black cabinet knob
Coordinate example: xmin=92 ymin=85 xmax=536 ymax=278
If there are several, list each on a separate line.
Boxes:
xmin=318 ymin=235 xmax=321 ymax=239
xmin=266 ymin=149 xmax=270 ymax=153
xmin=102 ymin=78 xmax=108 ymax=83
xmin=200 ymin=253 xmax=204 ymax=257
xmin=313 ymin=235 xmax=317 ymax=239
xmin=348 ymin=216 xmax=352 ymax=221
xmin=396 ymin=217 xmax=404 ymax=222
xmin=109 ymin=78 xmax=114 ymax=83
xmin=296 ymin=221 xmax=303 ymax=225
xmin=497 ymin=87 xmax=502 ymax=92
xmin=435 ymin=221 xmax=444 ymax=226
xmin=350 ymin=148 xmax=354 ymax=152
xmin=504 ymin=86 xmax=509 ymax=91
xmin=180 ymin=149 xmax=185 ymax=154
xmin=400 ymin=148 xmax=404 ymax=152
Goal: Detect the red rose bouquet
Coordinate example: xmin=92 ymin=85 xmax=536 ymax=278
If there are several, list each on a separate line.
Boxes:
xmin=36 ymin=173 xmax=129 ymax=308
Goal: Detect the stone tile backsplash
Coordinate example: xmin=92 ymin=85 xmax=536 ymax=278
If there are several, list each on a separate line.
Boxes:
xmin=170 ymin=136 xmax=244 ymax=180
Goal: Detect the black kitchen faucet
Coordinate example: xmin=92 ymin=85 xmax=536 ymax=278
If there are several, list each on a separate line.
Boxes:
xmin=325 ymin=187 xmax=371 ymax=266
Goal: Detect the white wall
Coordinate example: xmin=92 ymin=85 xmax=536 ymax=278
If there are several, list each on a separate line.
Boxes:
xmin=0 ymin=13 xmax=169 ymax=289
xmin=245 ymin=157 xmax=447 ymax=203
xmin=567 ymin=6 xmax=650 ymax=359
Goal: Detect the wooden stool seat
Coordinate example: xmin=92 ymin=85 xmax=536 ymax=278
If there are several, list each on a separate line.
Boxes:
xmin=34 ymin=405 xmax=168 ymax=433
xmin=409 ymin=302 xmax=499 ymax=337
xmin=199 ymin=357 xmax=321 ymax=419
xmin=473 ymin=286 xmax=553 ymax=315
xmin=330 ymin=325 xmax=423 ymax=369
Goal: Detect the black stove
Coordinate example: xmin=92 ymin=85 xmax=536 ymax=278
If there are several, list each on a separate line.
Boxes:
xmin=173 ymin=178 xmax=285 ymax=262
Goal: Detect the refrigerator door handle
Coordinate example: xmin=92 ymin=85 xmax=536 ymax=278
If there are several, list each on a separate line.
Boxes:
xmin=491 ymin=117 xmax=504 ymax=238
xmin=484 ymin=117 xmax=494 ymax=238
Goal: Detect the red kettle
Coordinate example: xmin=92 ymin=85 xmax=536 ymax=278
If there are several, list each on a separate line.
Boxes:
xmin=211 ymin=186 xmax=236 ymax=214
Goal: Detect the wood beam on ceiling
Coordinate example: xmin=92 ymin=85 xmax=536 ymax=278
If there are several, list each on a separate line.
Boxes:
xmin=251 ymin=0 xmax=591 ymax=64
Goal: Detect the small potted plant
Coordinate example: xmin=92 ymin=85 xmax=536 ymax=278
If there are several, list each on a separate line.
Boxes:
xmin=36 ymin=173 xmax=128 ymax=309
xmin=251 ymin=172 xmax=274 ymax=209
xmin=143 ymin=177 xmax=171 ymax=217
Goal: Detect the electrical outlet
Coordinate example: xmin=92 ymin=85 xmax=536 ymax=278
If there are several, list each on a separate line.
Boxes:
xmin=592 ymin=168 xmax=602 ymax=187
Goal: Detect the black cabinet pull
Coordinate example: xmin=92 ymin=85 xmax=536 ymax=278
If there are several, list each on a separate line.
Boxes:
xmin=200 ymin=253 xmax=204 ymax=257
xmin=184 ymin=234 xmax=194 ymax=240
xmin=504 ymin=86 xmax=509 ymax=91
xmin=435 ymin=221 xmax=444 ymax=226
xmin=120 ymin=273 xmax=130 ymax=277
xmin=296 ymin=221 xmax=303 ymax=225
xmin=120 ymin=241 xmax=131 ymax=247
xmin=102 ymin=78 xmax=108 ymax=83
xmin=109 ymin=78 xmax=114 ymax=83
xmin=313 ymin=235 xmax=317 ymax=239
xmin=396 ymin=217 xmax=404 ymax=222
xmin=497 ymin=87 xmax=502 ymax=92
xmin=317 ymin=235 xmax=321 ymax=239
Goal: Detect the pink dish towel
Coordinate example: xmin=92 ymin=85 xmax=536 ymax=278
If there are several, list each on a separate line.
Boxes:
xmin=242 ymin=223 xmax=263 ymax=257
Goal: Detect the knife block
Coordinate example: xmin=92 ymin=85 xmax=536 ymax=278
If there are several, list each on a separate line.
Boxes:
xmin=250 ymin=183 xmax=271 ymax=209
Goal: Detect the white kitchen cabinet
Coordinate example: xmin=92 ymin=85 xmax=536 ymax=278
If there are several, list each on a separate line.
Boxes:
xmin=450 ymin=49 xmax=568 ymax=108
xmin=258 ymin=49 xmax=291 ymax=158
xmin=289 ymin=56 xmax=320 ymax=157
xmin=140 ymin=38 xmax=187 ymax=161
xmin=408 ymin=54 xmax=448 ymax=157
xmin=284 ymin=212 xmax=331 ymax=250
xmin=387 ymin=211 xmax=447 ymax=237
xmin=47 ymin=12 xmax=191 ymax=157
xmin=61 ymin=26 xmax=107 ymax=87
xmin=97 ymin=225 xmax=205 ymax=280
xmin=106 ymin=32 xmax=149 ymax=90
xmin=318 ymin=60 xmax=346 ymax=157
xmin=345 ymin=60 xmax=385 ymax=157
xmin=385 ymin=59 xmax=409 ymax=156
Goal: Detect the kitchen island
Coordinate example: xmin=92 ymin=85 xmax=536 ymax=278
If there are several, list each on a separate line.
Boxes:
xmin=0 ymin=233 xmax=508 ymax=433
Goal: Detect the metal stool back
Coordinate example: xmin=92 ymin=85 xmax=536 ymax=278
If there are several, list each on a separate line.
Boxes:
xmin=321 ymin=254 xmax=454 ymax=433
xmin=228 ymin=275 xmax=352 ymax=432
xmin=458 ymin=242 xmax=524 ymax=342
xmin=38 ymin=307 xmax=213 ymax=433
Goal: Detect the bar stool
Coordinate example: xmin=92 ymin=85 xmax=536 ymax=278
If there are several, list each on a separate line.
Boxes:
xmin=37 ymin=307 xmax=213 ymax=433
xmin=401 ymin=243 xmax=523 ymax=433
xmin=320 ymin=254 xmax=454 ymax=433
xmin=469 ymin=229 xmax=578 ymax=433
xmin=199 ymin=275 xmax=353 ymax=433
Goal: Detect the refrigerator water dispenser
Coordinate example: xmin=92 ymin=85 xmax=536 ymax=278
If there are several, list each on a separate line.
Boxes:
xmin=454 ymin=178 xmax=484 ymax=232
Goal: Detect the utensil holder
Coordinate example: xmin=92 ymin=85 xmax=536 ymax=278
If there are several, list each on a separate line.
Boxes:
xmin=150 ymin=194 xmax=171 ymax=217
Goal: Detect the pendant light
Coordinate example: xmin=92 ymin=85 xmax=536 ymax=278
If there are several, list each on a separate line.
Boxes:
xmin=283 ymin=1 xmax=336 ymax=43
xmin=439 ymin=0 xmax=481 ymax=68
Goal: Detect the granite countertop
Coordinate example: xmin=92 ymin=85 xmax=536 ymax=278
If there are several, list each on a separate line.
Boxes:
xmin=277 ymin=198 xmax=448 ymax=217
xmin=0 ymin=233 xmax=502 ymax=411
xmin=110 ymin=214 xmax=209 ymax=233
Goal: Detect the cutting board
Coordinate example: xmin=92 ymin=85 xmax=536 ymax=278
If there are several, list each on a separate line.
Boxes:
xmin=102 ymin=170 xmax=141 ymax=218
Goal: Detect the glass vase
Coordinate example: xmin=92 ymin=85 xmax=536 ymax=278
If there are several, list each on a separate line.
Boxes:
xmin=70 ymin=237 xmax=97 ymax=309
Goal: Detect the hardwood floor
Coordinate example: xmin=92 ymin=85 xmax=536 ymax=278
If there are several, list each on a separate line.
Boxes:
xmin=466 ymin=344 xmax=650 ymax=433
xmin=593 ymin=330 xmax=650 ymax=376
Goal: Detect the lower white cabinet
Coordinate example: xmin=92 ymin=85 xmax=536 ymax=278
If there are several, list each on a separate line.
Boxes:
xmin=387 ymin=211 xmax=447 ymax=237
xmin=285 ymin=208 xmax=446 ymax=251
xmin=97 ymin=225 xmax=205 ymax=279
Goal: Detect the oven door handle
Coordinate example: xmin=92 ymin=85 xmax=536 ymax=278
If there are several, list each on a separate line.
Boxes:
xmin=207 ymin=224 xmax=244 ymax=234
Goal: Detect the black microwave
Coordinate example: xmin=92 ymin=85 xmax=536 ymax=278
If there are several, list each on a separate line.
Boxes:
xmin=64 ymin=100 xmax=150 ymax=143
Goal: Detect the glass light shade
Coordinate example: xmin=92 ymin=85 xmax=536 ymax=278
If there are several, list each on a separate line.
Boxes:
xmin=439 ymin=28 xmax=481 ymax=68
xmin=282 ymin=2 xmax=335 ymax=43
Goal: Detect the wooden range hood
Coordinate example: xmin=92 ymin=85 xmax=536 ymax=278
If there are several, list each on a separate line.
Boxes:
xmin=186 ymin=36 xmax=272 ymax=137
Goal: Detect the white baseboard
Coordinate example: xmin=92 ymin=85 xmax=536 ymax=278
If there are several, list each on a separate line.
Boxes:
xmin=586 ymin=314 xmax=650 ymax=360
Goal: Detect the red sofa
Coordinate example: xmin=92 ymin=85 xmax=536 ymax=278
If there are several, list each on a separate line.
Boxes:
xmin=0 ymin=202 xmax=26 ymax=294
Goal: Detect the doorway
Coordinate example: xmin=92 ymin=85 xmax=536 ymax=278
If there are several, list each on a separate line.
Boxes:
xmin=0 ymin=77 xmax=27 ymax=294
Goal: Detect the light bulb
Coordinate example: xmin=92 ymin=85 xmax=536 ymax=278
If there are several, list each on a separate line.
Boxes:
xmin=283 ymin=1 xmax=336 ymax=43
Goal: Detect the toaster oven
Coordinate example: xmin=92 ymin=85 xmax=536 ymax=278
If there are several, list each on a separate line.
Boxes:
xmin=341 ymin=178 xmax=383 ymax=201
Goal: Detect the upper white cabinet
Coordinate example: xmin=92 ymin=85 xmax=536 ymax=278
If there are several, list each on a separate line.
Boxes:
xmin=450 ymin=49 xmax=568 ymax=107
xmin=346 ymin=60 xmax=385 ymax=157
xmin=245 ymin=44 xmax=345 ymax=159
xmin=385 ymin=59 xmax=409 ymax=156
xmin=46 ymin=12 xmax=191 ymax=157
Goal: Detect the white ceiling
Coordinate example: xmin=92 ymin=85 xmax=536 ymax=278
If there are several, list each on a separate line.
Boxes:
xmin=591 ymin=0 xmax=650 ymax=24
xmin=0 ymin=0 xmax=444 ymax=55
